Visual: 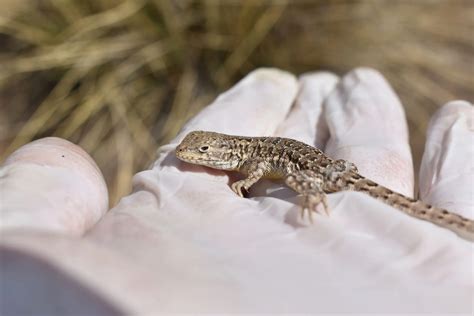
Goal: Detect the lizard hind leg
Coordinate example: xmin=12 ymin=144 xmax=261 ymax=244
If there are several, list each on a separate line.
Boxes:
xmin=285 ymin=170 xmax=329 ymax=222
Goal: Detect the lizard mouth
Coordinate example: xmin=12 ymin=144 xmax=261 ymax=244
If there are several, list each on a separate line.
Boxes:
xmin=176 ymin=154 xmax=227 ymax=165
xmin=176 ymin=152 xmax=236 ymax=170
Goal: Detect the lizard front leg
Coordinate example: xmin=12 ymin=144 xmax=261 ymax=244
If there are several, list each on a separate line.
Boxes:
xmin=285 ymin=170 xmax=328 ymax=222
xmin=231 ymin=160 xmax=269 ymax=197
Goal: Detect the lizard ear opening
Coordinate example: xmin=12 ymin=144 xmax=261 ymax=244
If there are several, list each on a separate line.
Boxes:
xmin=199 ymin=145 xmax=209 ymax=153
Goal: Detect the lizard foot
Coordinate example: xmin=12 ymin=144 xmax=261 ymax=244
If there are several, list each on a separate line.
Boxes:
xmin=231 ymin=180 xmax=249 ymax=198
xmin=300 ymin=191 xmax=329 ymax=223
xmin=285 ymin=170 xmax=329 ymax=223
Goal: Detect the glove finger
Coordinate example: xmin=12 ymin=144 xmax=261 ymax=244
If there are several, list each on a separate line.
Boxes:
xmin=274 ymin=72 xmax=339 ymax=148
xmin=324 ymin=68 xmax=414 ymax=197
xmin=0 ymin=138 xmax=108 ymax=236
xmin=176 ymin=67 xmax=298 ymax=142
xmin=419 ymin=101 xmax=474 ymax=219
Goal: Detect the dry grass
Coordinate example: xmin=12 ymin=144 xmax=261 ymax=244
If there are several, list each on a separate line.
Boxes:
xmin=1 ymin=0 xmax=472 ymax=205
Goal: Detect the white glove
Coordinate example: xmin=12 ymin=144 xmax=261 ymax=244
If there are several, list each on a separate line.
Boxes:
xmin=1 ymin=68 xmax=473 ymax=314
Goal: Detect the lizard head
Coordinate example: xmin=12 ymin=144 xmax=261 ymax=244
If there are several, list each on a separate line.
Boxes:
xmin=176 ymin=131 xmax=240 ymax=170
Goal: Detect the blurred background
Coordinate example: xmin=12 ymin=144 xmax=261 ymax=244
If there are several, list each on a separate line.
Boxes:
xmin=1 ymin=0 xmax=472 ymax=205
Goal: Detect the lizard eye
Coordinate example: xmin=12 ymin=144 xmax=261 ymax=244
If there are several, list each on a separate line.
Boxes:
xmin=199 ymin=145 xmax=209 ymax=153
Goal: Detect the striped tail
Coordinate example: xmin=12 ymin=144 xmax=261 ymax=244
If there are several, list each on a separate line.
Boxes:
xmin=347 ymin=175 xmax=474 ymax=242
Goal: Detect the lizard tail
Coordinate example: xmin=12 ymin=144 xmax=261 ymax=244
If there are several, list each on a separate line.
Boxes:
xmin=348 ymin=175 xmax=474 ymax=242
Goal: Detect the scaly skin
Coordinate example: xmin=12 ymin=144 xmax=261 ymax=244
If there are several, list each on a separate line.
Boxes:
xmin=176 ymin=130 xmax=474 ymax=242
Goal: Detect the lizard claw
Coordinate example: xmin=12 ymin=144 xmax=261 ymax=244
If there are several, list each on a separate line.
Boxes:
xmin=300 ymin=192 xmax=329 ymax=222
xmin=301 ymin=206 xmax=314 ymax=224
xmin=231 ymin=180 xmax=248 ymax=198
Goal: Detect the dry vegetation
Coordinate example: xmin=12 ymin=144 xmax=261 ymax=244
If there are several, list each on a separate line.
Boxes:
xmin=1 ymin=0 xmax=472 ymax=205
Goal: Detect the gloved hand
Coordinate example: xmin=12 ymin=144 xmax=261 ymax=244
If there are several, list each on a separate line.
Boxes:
xmin=1 ymin=68 xmax=472 ymax=315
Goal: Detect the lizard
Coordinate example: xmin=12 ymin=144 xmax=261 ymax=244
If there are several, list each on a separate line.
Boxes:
xmin=175 ymin=130 xmax=474 ymax=242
